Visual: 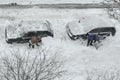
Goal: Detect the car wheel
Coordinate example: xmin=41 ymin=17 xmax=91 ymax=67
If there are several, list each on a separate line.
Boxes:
xmin=32 ymin=45 xmax=34 ymax=48
xmin=29 ymin=43 xmax=31 ymax=47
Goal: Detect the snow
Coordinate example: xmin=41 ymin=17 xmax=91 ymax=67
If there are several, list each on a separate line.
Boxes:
xmin=6 ymin=20 xmax=50 ymax=38
xmin=68 ymin=21 xmax=85 ymax=35
xmin=80 ymin=15 xmax=114 ymax=32
xmin=68 ymin=15 xmax=114 ymax=35
xmin=0 ymin=8 xmax=120 ymax=80
xmin=0 ymin=0 xmax=103 ymax=4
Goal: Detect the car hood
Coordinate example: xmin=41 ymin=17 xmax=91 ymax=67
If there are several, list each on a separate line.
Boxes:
xmin=68 ymin=15 xmax=114 ymax=35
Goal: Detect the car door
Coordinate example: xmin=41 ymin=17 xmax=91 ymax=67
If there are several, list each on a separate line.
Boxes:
xmin=22 ymin=32 xmax=36 ymax=42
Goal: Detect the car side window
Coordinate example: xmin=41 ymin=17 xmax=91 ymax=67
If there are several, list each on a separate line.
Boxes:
xmin=89 ymin=28 xmax=103 ymax=33
xmin=23 ymin=32 xmax=35 ymax=37
xmin=22 ymin=33 xmax=28 ymax=37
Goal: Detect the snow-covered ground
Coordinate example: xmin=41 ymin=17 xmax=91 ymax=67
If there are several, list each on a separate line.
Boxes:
xmin=0 ymin=8 xmax=120 ymax=80
xmin=0 ymin=0 xmax=103 ymax=4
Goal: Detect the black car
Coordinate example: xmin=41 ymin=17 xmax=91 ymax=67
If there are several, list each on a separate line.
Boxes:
xmin=66 ymin=25 xmax=116 ymax=40
xmin=9 ymin=3 xmax=18 ymax=6
xmin=5 ymin=20 xmax=54 ymax=44
xmin=66 ymin=17 xmax=116 ymax=41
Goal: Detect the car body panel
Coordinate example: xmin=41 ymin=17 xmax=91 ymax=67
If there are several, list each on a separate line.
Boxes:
xmin=66 ymin=16 xmax=116 ymax=41
xmin=88 ymin=27 xmax=116 ymax=36
xmin=66 ymin=25 xmax=116 ymax=41
xmin=67 ymin=15 xmax=115 ymax=36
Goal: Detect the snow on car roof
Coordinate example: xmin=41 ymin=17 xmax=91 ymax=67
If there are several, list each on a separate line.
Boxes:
xmin=21 ymin=20 xmax=48 ymax=31
xmin=68 ymin=21 xmax=84 ymax=35
xmin=7 ymin=20 xmax=49 ymax=38
xmin=68 ymin=15 xmax=114 ymax=35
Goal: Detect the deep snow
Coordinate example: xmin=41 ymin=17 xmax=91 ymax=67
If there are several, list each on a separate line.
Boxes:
xmin=0 ymin=8 xmax=120 ymax=80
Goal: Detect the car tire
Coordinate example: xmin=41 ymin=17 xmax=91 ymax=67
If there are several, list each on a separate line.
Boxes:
xmin=32 ymin=45 xmax=34 ymax=48
xmin=29 ymin=43 xmax=31 ymax=47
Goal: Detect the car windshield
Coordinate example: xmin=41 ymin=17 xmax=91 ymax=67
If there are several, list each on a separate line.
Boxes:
xmin=23 ymin=32 xmax=36 ymax=37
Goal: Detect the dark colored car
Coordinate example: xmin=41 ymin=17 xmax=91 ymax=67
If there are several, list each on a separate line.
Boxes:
xmin=5 ymin=20 xmax=54 ymax=44
xmin=9 ymin=3 xmax=17 ymax=6
xmin=66 ymin=25 xmax=116 ymax=40
xmin=66 ymin=20 xmax=116 ymax=41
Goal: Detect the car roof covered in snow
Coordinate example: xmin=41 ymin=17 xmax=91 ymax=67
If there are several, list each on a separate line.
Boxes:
xmin=68 ymin=15 xmax=114 ymax=35
xmin=6 ymin=20 xmax=51 ymax=38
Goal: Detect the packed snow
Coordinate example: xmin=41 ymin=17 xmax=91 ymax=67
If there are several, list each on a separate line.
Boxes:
xmin=0 ymin=8 xmax=120 ymax=80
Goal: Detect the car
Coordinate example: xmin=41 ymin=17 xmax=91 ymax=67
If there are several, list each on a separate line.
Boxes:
xmin=9 ymin=3 xmax=17 ymax=6
xmin=5 ymin=20 xmax=54 ymax=44
xmin=66 ymin=16 xmax=116 ymax=41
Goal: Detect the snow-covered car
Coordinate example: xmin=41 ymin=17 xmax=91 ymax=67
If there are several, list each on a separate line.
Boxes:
xmin=5 ymin=20 xmax=54 ymax=44
xmin=66 ymin=16 xmax=116 ymax=40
